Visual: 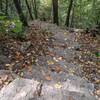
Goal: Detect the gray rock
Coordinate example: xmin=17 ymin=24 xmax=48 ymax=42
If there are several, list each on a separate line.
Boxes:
xmin=0 ymin=76 xmax=97 ymax=100
xmin=0 ymin=78 xmax=39 ymax=100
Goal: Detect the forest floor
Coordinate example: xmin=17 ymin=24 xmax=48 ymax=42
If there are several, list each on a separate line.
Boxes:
xmin=0 ymin=21 xmax=100 ymax=98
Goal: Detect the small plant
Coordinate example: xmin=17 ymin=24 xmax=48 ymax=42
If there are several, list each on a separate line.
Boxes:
xmin=0 ymin=17 xmax=25 ymax=39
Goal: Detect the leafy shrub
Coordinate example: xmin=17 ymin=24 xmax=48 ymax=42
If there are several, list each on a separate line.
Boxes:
xmin=0 ymin=17 xmax=24 ymax=39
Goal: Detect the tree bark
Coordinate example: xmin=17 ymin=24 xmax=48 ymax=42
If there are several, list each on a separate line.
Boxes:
xmin=79 ymin=0 xmax=82 ymax=22
xmin=0 ymin=0 xmax=3 ymax=12
xmin=13 ymin=0 xmax=28 ymax=26
xmin=5 ymin=0 xmax=8 ymax=16
xmin=32 ymin=0 xmax=38 ymax=19
xmin=25 ymin=0 xmax=33 ymax=20
xmin=52 ymin=0 xmax=59 ymax=25
xmin=70 ymin=2 xmax=75 ymax=28
xmin=65 ymin=0 xmax=73 ymax=27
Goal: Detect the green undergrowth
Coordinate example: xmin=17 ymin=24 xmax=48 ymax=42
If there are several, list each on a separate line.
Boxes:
xmin=0 ymin=15 xmax=24 ymax=39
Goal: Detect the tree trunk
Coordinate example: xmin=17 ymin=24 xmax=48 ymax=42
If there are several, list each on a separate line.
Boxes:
xmin=70 ymin=2 xmax=75 ymax=28
xmin=0 ymin=0 xmax=3 ymax=12
xmin=92 ymin=0 xmax=96 ymax=15
xmin=13 ymin=0 xmax=28 ymax=26
xmin=25 ymin=0 xmax=33 ymax=20
xmin=65 ymin=0 xmax=73 ymax=27
xmin=92 ymin=0 xmax=97 ymax=24
xmin=32 ymin=0 xmax=38 ymax=19
xmin=52 ymin=0 xmax=59 ymax=25
xmin=5 ymin=0 xmax=8 ymax=16
xmin=79 ymin=0 xmax=82 ymax=22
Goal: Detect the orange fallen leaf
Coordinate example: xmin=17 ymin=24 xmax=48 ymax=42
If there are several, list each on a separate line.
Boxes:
xmin=49 ymin=66 xmax=62 ymax=73
xmin=15 ymin=52 xmax=23 ymax=60
xmin=44 ymin=75 xmax=52 ymax=81
xmin=15 ymin=51 xmax=20 ymax=56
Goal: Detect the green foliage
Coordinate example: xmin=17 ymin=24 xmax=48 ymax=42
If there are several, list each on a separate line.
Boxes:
xmin=10 ymin=20 xmax=25 ymax=39
xmin=0 ymin=15 xmax=8 ymax=33
xmin=0 ymin=15 xmax=7 ymax=20
xmin=0 ymin=16 xmax=24 ymax=39
xmin=38 ymin=0 xmax=52 ymax=20
xmin=11 ymin=20 xmax=22 ymax=33
xmin=0 ymin=0 xmax=100 ymax=30
xmin=95 ymin=52 xmax=100 ymax=57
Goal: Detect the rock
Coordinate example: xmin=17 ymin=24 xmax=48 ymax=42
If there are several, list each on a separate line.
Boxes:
xmin=0 ymin=78 xmax=39 ymax=100
xmin=0 ymin=76 xmax=97 ymax=100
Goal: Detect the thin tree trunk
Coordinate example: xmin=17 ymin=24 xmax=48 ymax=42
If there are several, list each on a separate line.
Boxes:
xmin=9 ymin=2 xmax=13 ymax=16
xmin=92 ymin=0 xmax=96 ymax=15
xmin=5 ymin=0 xmax=8 ymax=16
xmin=52 ymin=0 xmax=59 ymax=25
xmin=79 ymin=0 xmax=82 ymax=22
xmin=18 ymin=0 xmax=21 ymax=6
xmin=70 ymin=2 xmax=75 ymax=28
xmin=0 ymin=0 xmax=3 ymax=12
xmin=25 ymin=0 xmax=33 ymax=20
xmin=32 ymin=0 xmax=38 ymax=19
xmin=65 ymin=0 xmax=73 ymax=27
xmin=92 ymin=0 xmax=97 ymax=24
xmin=13 ymin=0 xmax=28 ymax=26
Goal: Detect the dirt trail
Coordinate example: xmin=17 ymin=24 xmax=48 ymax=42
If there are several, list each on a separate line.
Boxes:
xmin=0 ymin=21 xmax=100 ymax=98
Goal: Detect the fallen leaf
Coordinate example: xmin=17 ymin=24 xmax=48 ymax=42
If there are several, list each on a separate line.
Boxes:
xmin=47 ymin=60 xmax=54 ymax=65
xmin=55 ymin=66 xmax=62 ymax=73
xmin=55 ymin=83 xmax=62 ymax=89
xmin=15 ymin=51 xmax=21 ymax=59
xmin=4 ymin=81 xmax=9 ymax=85
xmin=44 ymin=75 xmax=52 ymax=81
xmin=94 ymin=80 xmax=100 ymax=84
xmin=64 ymin=32 xmax=67 ymax=35
xmin=49 ymin=66 xmax=62 ymax=73
xmin=47 ymin=52 xmax=55 ymax=56
xmin=20 ymin=72 xmax=24 ymax=77
xmin=5 ymin=63 xmax=15 ymax=70
xmin=53 ymin=57 xmax=59 ymax=62
xmin=5 ymin=64 xmax=11 ymax=67
xmin=58 ymin=57 xmax=63 ymax=60
xmin=27 ymin=53 xmax=31 ymax=56
xmin=95 ymin=89 xmax=100 ymax=96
